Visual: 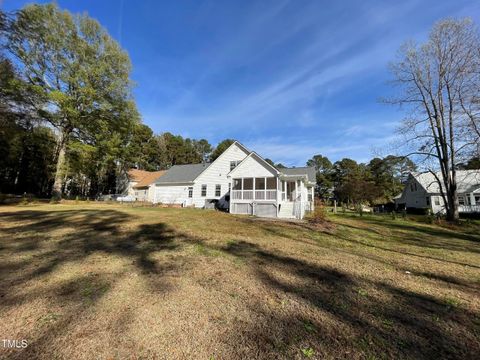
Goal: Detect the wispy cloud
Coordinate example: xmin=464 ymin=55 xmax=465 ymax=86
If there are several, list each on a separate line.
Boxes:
xmin=126 ymin=0 xmax=480 ymax=162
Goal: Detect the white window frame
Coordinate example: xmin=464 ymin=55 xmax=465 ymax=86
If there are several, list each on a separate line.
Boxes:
xmin=188 ymin=187 xmax=193 ymax=198
xmin=215 ymin=184 xmax=221 ymax=197
xmin=201 ymin=184 xmax=207 ymax=197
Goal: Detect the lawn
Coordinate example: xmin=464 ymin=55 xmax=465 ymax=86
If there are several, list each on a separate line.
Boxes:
xmin=0 ymin=203 xmax=479 ymax=359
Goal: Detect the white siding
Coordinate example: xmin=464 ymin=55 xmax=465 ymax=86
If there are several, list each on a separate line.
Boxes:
xmin=430 ymin=195 xmax=446 ymax=214
xmin=191 ymin=143 xmax=249 ymax=207
xmin=127 ymin=181 xmax=137 ymax=196
xmin=403 ymin=177 xmax=431 ymax=209
xmin=135 ymin=185 xmax=157 ymax=203
xmin=135 ymin=188 xmax=149 ymax=202
xmin=155 ymin=184 xmax=189 ymax=205
xmin=229 ymin=155 xmax=276 ymax=178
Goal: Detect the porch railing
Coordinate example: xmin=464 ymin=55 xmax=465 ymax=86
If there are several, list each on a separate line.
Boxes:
xmin=231 ymin=190 xmax=276 ymax=201
xmin=459 ymin=205 xmax=480 ymax=213
xmin=293 ymin=195 xmax=304 ymax=219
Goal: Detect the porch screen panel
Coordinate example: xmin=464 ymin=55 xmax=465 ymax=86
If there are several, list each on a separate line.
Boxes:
xmin=243 ymin=178 xmax=253 ymax=190
xmin=233 ymin=179 xmax=242 ymax=190
xmin=255 ymin=178 xmax=265 ymax=190
xmin=266 ymin=177 xmax=276 ymax=189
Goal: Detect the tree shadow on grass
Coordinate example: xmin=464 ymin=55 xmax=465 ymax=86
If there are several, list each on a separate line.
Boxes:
xmin=219 ymin=240 xmax=480 ymax=359
xmin=340 ymin=213 xmax=480 ymax=245
xmin=334 ymin=223 xmax=480 ymax=269
xmin=0 ymin=208 xmax=202 ymax=359
xmin=0 ymin=209 xmax=198 ymax=284
xmin=1 ymin=209 xmax=479 ymax=359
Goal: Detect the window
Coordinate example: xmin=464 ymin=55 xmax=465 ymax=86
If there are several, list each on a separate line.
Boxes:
xmin=426 ymin=196 xmax=430 ymax=206
xmin=434 ymin=196 xmax=440 ymax=206
xmin=255 ymin=177 xmax=265 ymax=190
xmin=215 ymin=184 xmax=221 ymax=197
xmin=188 ymin=187 xmax=193 ymax=198
xmin=458 ymin=196 xmax=465 ymax=205
xmin=475 ymin=195 xmax=480 ymax=205
xmin=201 ymin=184 xmax=207 ymax=197
xmin=414 ymin=183 xmax=417 ymax=191
xmin=410 ymin=183 xmax=414 ymax=192
xmin=230 ymin=161 xmax=241 ymax=171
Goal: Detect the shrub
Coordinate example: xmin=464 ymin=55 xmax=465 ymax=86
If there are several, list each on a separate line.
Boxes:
xmin=356 ymin=204 xmax=363 ymax=217
xmin=20 ymin=193 xmax=29 ymax=205
xmin=309 ymin=202 xmax=328 ymax=224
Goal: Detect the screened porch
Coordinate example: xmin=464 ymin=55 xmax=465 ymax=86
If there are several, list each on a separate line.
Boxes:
xmin=231 ymin=177 xmax=278 ymax=201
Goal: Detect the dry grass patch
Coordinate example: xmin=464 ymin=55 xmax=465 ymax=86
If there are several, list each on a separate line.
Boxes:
xmin=0 ymin=203 xmax=479 ymax=359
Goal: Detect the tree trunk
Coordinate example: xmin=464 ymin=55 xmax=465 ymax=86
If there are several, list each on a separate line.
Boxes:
xmin=446 ymin=185 xmax=459 ymax=222
xmin=51 ymin=130 xmax=69 ymax=200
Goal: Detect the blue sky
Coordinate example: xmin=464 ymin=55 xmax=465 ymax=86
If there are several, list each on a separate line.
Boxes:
xmin=3 ymin=0 xmax=480 ymax=165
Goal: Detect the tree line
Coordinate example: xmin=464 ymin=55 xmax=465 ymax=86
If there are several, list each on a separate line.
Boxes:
xmin=1 ymin=4 xmax=479 ymax=221
xmin=0 ymin=4 xmax=234 ymax=198
xmin=305 ymin=154 xmax=417 ymax=206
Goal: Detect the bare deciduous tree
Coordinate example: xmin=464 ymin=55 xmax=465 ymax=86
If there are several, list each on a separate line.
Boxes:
xmin=389 ymin=18 xmax=480 ymax=221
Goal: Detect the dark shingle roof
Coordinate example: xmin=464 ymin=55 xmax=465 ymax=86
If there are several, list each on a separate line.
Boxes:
xmin=280 ymin=167 xmax=316 ymax=183
xmin=155 ymin=163 xmax=211 ymax=184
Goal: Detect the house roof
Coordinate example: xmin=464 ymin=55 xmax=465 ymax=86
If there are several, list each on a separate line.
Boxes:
xmin=156 ymin=163 xmax=211 ymax=184
xmin=133 ymin=170 xmax=166 ymax=188
xmin=280 ymin=167 xmax=316 ymax=183
xmin=127 ymin=169 xmax=151 ymax=182
xmin=413 ymin=170 xmax=480 ymax=194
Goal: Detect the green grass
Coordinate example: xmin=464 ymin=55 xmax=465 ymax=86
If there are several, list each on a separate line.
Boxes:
xmin=0 ymin=203 xmax=479 ymax=359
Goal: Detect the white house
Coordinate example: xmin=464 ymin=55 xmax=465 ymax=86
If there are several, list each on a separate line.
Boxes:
xmin=395 ymin=170 xmax=480 ymax=214
xmin=153 ymin=141 xmax=316 ymax=219
xmin=117 ymin=169 xmax=166 ymax=202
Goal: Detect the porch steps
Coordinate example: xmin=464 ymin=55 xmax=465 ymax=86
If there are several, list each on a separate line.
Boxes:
xmin=278 ymin=202 xmax=295 ymax=219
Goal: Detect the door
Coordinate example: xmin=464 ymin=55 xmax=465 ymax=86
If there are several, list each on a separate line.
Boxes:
xmin=286 ymin=181 xmax=296 ymax=201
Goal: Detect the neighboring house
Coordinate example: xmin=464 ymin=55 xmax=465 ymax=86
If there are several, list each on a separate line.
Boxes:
xmin=395 ymin=170 xmax=480 ymax=214
xmin=153 ymin=141 xmax=316 ymax=219
xmin=132 ymin=170 xmax=166 ymax=202
xmin=118 ymin=169 xmax=166 ymax=202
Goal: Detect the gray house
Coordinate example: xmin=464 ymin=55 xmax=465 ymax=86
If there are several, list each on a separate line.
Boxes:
xmin=395 ymin=170 xmax=480 ymax=214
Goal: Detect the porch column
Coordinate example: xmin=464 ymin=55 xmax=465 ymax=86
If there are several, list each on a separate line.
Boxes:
xmin=241 ymin=178 xmax=244 ymax=200
xmin=295 ymin=180 xmax=297 ymax=200
xmin=470 ymin=193 xmax=475 ymax=207
xmin=264 ymin=177 xmax=267 ymax=200
xmin=276 ymin=177 xmax=280 ymax=202
xmin=253 ymin=177 xmax=256 ymax=200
